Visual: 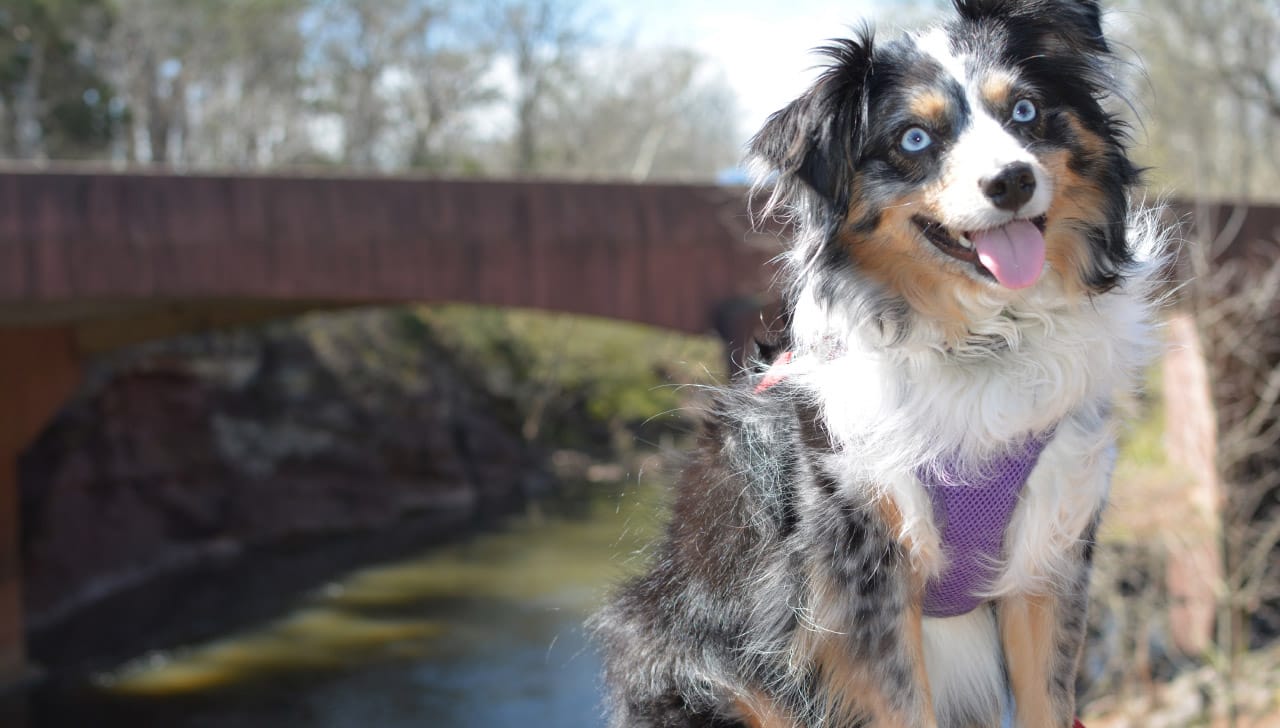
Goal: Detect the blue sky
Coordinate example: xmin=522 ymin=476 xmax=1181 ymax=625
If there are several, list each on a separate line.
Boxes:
xmin=600 ymin=1 xmax=926 ymax=143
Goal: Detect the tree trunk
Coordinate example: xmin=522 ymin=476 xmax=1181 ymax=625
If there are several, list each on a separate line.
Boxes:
xmin=13 ymin=41 xmax=46 ymax=160
xmin=515 ymin=94 xmax=536 ymax=174
xmin=143 ymin=55 xmax=169 ymax=164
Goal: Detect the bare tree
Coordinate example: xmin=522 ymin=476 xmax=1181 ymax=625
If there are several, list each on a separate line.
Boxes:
xmin=99 ymin=0 xmax=312 ymax=167
xmin=1122 ymin=0 xmax=1280 ymax=199
xmin=1180 ymin=204 xmax=1280 ymax=726
xmin=487 ymin=0 xmax=591 ymax=175
xmin=181 ymin=0 xmax=313 ymax=168
xmin=15 ymin=0 xmax=742 ymax=178
xmin=533 ymin=46 xmax=741 ymax=181
xmin=0 ymin=0 xmax=116 ymax=160
xmin=100 ymin=0 xmax=192 ymax=164
xmin=394 ymin=38 xmax=497 ymax=170
xmin=313 ymin=0 xmax=495 ymax=171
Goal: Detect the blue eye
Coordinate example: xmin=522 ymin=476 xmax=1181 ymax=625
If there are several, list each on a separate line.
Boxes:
xmin=1011 ymin=99 xmax=1037 ymax=123
xmin=901 ymin=127 xmax=932 ymax=152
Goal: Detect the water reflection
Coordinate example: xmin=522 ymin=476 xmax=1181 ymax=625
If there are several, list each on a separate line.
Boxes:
xmin=22 ymin=480 xmax=665 ymax=728
xmin=99 ymin=609 xmax=445 ymax=695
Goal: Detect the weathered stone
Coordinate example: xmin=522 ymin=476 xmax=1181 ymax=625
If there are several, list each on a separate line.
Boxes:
xmin=18 ymin=310 xmax=545 ymax=652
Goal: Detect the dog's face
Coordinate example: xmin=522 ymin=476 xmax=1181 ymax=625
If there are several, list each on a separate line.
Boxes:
xmin=753 ymin=0 xmax=1137 ymax=328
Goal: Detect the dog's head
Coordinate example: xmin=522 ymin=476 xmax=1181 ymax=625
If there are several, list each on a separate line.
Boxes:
xmin=752 ymin=0 xmax=1138 ymax=342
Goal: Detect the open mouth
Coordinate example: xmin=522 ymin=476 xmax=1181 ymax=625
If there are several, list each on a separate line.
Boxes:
xmin=912 ymin=214 xmax=1048 ymax=289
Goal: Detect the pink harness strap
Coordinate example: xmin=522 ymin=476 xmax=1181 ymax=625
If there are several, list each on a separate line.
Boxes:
xmin=753 ymin=351 xmax=794 ymax=393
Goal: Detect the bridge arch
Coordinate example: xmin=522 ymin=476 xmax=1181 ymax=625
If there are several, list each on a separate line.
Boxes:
xmin=0 ymin=170 xmax=784 ymax=682
xmin=0 ymin=171 xmax=781 ymax=348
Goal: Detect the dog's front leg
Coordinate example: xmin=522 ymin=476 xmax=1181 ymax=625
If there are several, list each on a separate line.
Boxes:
xmin=998 ymin=550 xmax=1092 ymax=728
xmin=800 ymin=511 xmax=938 ymax=728
xmin=999 ymin=508 xmax=1097 ymax=728
xmin=894 ymin=598 xmax=939 ymax=728
xmin=999 ymin=593 xmax=1060 ymax=726
xmin=801 ymin=598 xmax=937 ymax=728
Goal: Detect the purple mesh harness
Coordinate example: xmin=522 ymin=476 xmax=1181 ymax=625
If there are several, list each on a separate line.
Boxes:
xmin=917 ymin=432 xmax=1053 ymax=618
xmin=753 ymin=354 xmax=1053 ymax=618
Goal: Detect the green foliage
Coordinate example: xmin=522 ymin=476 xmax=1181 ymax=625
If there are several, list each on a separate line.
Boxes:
xmin=0 ymin=0 xmax=121 ymax=158
xmin=413 ymin=305 xmax=723 ymax=450
xmin=0 ymin=0 xmax=743 ymax=176
xmin=1116 ymin=366 xmax=1169 ymax=470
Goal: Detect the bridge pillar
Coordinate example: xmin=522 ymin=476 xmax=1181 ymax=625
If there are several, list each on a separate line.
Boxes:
xmin=0 ymin=326 xmax=80 ymax=687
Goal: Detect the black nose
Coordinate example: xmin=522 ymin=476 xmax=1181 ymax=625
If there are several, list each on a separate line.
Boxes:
xmin=981 ymin=162 xmax=1036 ymax=212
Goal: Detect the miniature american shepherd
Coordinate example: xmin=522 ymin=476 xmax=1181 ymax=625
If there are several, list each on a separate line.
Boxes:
xmin=592 ymin=1 xmax=1165 ymax=726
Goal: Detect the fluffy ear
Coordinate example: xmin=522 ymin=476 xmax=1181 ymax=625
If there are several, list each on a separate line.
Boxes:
xmin=748 ymin=29 xmax=874 ymax=216
xmin=952 ymin=0 xmax=1108 ymax=54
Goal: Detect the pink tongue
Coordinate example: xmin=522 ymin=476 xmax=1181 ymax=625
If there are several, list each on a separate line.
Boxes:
xmin=971 ymin=220 xmax=1046 ymax=289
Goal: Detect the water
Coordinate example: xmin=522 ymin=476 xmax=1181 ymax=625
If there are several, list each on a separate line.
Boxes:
xmin=9 ymin=480 xmax=666 ymax=728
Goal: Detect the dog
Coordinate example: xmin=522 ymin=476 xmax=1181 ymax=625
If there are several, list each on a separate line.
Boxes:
xmin=591 ymin=1 xmax=1164 ymax=727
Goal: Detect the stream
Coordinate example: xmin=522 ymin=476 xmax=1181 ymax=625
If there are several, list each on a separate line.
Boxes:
xmin=5 ymin=479 xmax=665 ymax=728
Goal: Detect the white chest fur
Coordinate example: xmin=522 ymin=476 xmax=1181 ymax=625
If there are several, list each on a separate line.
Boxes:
xmin=793 ymin=265 xmax=1153 ymax=567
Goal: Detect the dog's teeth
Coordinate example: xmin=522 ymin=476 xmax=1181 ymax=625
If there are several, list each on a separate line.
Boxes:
xmin=958 ymin=237 xmax=973 ymax=249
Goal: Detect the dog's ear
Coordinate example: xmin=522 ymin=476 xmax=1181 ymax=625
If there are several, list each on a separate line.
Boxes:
xmin=952 ymin=0 xmax=1107 ymax=54
xmin=748 ymin=29 xmax=874 ymax=216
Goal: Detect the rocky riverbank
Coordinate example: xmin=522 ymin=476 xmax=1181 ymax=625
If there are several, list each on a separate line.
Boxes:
xmin=18 ymin=309 xmax=553 ymax=664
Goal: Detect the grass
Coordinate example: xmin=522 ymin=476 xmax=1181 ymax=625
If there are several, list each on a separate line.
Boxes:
xmin=1106 ymin=364 xmax=1208 ymax=544
xmin=413 ymin=304 xmax=724 ymax=448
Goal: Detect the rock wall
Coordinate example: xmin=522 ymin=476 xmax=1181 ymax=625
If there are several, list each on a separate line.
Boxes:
xmin=17 ymin=309 xmax=547 ymax=637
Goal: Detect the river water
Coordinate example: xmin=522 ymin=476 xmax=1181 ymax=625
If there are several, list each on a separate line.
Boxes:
xmin=9 ymin=480 xmax=665 ymax=728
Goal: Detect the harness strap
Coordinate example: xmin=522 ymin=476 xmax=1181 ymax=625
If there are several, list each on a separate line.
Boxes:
xmin=917 ymin=432 xmax=1051 ymax=618
xmin=753 ymin=350 xmax=794 ymax=393
xmin=753 ymin=353 xmax=1054 ymax=617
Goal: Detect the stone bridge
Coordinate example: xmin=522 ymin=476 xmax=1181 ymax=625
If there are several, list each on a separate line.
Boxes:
xmin=0 ymin=169 xmax=784 ymax=683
